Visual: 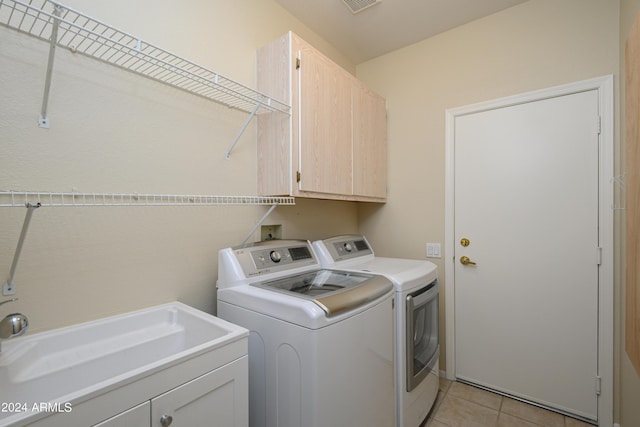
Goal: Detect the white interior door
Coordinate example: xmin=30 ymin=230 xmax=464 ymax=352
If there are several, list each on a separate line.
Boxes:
xmin=453 ymin=90 xmax=600 ymax=421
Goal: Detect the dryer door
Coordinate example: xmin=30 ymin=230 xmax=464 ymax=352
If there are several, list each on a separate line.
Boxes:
xmin=406 ymin=280 xmax=439 ymax=391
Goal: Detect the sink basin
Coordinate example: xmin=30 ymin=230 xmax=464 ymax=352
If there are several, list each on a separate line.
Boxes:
xmin=0 ymin=301 xmax=248 ymax=425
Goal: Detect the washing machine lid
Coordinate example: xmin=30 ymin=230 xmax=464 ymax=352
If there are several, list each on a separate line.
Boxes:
xmin=347 ymin=257 xmax=438 ymax=290
xmin=253 ymin=269 xmax=392 ymax=316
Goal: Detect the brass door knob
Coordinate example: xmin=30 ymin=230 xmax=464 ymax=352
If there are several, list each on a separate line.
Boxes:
xmin=460 ymin=256 xmax=477 ymax=266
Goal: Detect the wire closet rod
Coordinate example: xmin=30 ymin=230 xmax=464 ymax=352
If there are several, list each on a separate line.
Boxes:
xmin=0 ymin=191 xmax=295 ymax=207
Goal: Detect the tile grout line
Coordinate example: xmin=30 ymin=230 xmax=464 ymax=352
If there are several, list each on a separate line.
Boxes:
xmin=428 ymin=378 xmax=595 ymax=427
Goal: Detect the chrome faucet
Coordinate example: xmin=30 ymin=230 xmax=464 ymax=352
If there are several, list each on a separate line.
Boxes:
xmin=0 ymin=298 xmax=29 ymax=352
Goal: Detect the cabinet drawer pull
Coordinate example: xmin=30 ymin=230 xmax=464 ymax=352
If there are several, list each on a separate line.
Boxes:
xmin=160 ymin=414 xmax=173 ymax=426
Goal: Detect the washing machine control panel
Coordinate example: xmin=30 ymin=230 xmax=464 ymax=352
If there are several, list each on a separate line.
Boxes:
xmin=251 ymin=245 xmax=313 ymax=268
xmin=334 ymin=239 xmax=370 ymax=255
xmin=230 ymin=240 xmax=318 ymax=277
xmin=319 ymin=235 xmax=373 ymax=262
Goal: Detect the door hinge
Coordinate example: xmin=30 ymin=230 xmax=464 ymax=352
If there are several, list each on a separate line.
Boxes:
xmin=296 ymin=171 xmax=301 ymax=182
xmin=597 ymin=116 xmax=601 ymax=135
xmin=596 ymin=376 xmax=601 ymax=396
xmin=597 ymin=247 xmax=602 ymax=265
xmin=296 ymin=58 xmax=301 ymax=70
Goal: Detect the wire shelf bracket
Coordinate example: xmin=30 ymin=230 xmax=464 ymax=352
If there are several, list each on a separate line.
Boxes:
xmin=241 ymin=203 xmax=277 ymax=247
xmin=36 ymin=2 xmax=61 ymax=128
xmin=226 ymin=97 xmax=264 ymax=159
xmin=3 ymin=202 xmax=40 ymax=296
xmin=0 ymin=0 xmax=291 ymax=146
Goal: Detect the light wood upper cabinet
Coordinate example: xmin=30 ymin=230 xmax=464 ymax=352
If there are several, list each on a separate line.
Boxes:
xmin=298 ymin=40 xmax=353 ymax=196
xmin=257 ymin=32 xmax=387 ymax=202
xmin=352 ymin=81 xmax=387 ymax=198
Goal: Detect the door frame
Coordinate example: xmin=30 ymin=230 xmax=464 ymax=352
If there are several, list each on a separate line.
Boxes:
xmin=444 ymin=75 xmax=614 ymax=426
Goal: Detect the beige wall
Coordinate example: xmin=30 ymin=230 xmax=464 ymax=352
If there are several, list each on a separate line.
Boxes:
xmin=0 ymin=0 xmax=358 ymax=333
xmin=356 ymin=0 xmax=624 ymax=423
xmin=3 ymin=0 xmax=637 ymax=425
xmin=620 ymin=1 xmax=640 ymax=426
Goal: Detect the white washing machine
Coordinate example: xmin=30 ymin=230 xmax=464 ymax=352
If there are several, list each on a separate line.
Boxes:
xmin=216 ymin=240 xmax=396 ymax=427
xmin=313 ymin=235 xmax=439 ymax=427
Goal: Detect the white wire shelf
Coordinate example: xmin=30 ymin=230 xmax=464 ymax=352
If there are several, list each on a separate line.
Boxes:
xmin=0 ymin=191 xmax=295 ymax=207
xmin=0 ymin=0 xmax=290 ymax=120
xmin=1 ymin=190 xmax=293 ymax=292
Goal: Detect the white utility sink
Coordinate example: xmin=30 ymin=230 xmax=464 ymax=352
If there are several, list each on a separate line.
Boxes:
xmin=0 ymin=301 xmax=248 ymax=426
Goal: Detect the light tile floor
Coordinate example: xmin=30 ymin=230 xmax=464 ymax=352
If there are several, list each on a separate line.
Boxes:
xmin=422 ymin=378 xmax=595 ymax=427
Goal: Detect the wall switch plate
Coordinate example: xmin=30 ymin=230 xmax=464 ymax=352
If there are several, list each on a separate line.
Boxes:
xmin=426 ymin=243 xmax=441 ymax=258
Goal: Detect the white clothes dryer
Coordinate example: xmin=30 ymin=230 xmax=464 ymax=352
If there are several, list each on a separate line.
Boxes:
xmin=217 ymin=240 xmax=395 ymax=427
xmin=313 ymin=235 xmax=439 ymax=427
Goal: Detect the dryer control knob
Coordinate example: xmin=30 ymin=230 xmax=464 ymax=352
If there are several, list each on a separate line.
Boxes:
xmin=343 ymin=243 xmax=353 ymax=252
xmin=270 ymin=250 xmax=282 ymax=262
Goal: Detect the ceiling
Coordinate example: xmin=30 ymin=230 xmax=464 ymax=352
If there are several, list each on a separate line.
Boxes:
xmin=274 ymin=0 xmax=529 ymax=64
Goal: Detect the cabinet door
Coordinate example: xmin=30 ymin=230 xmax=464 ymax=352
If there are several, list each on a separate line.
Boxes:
xmin=297 ymin=41 xmax=353 ymax=196
xmin=352 ymin=82 xmax=387 ymax=199
xmin=151 ymin=357 xmax=248 ymax=427
xmin=257 ymin=33 xmax=292 ymax=197
xmin=92 ymin=402 xmax=149 ymax=427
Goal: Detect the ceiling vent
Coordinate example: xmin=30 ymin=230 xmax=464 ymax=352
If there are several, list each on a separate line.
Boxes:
xmin=340 ymin=0 xmax=381 ymax=14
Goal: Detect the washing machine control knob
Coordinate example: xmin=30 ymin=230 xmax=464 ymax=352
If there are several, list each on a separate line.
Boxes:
xmin=270 ymin=250 xmax=282 ymax=262
xmin=343 ymin=242 xmax=354 ymax=252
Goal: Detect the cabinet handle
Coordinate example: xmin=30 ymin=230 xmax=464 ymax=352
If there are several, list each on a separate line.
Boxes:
xmin=160 ymin=414 xmax=173 ymax=426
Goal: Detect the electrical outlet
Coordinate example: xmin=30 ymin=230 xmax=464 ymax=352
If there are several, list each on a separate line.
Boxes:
xmin=261 ymin=224 xmax=282 ymax=241
xmin=426 ymin=243 xmax=441 ymax=259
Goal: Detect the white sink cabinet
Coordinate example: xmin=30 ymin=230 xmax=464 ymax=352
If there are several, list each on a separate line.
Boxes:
xmin=93 ymin=357 xmax=247 ymax=427
xmin=0 ymin=302 xmax=249 ymax=427
xmin=93 ymin=402 xmax=149 ymax=427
